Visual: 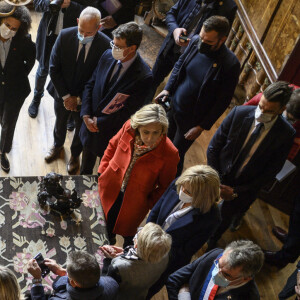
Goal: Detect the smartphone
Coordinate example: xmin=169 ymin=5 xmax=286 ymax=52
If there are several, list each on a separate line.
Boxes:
xmin=157 ymin=96 xmax=171 ymax=112
xmin=34 ymin=253 xmax=50 ymax=278
xmin=179 ymin=35 xmax=189 ymax=42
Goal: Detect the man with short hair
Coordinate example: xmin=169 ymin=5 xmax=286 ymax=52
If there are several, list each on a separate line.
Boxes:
xmin=28 ymin=250 xmax=118 ymax=299
xmin=206 ymin=81 xmax=296 ymax=247
xmin=167 ymin=240 xmax=263 ymax=300
xmin=44 ymin=7 xmax=110 ymax=174
xmin=156 ymin=15 xmax=240 ymax=175
xmin=79 ymin=22 xmax=153 ymax=174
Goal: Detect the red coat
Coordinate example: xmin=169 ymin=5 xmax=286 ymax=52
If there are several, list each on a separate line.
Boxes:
xmin=98 ymin=120 xmax=180 ymax=236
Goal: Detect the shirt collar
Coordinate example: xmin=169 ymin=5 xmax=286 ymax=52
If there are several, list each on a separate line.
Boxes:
xmin=118 ymin=52 xmax=137 ymax=68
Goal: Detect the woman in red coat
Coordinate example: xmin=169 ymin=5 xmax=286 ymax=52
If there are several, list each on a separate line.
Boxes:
xmin=98 ymin=104 xmax=180 ymax=246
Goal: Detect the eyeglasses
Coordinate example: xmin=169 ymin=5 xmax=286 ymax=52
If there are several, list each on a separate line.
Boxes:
xmin=110 ymin=40 xmax=128 ymax=51
xmin=214 ymin=259 xmax=242 ymax=282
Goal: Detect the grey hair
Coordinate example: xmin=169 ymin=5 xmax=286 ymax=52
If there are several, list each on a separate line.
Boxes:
xmin=137 ymin=223 xmax=172 ymax=263
xmin=175 ymin=165 xmax=220 ymax=213
xmin=79 ymin=6 xmax=101 ymax=27
xmin=223 ymin=240 xmax=264 ymax=278
xmin=130 ymin=104 xmax=169 ymax=135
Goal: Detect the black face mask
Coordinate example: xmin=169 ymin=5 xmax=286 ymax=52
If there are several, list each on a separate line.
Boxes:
xmin=198 ymin=40 xmax=213 ymax=54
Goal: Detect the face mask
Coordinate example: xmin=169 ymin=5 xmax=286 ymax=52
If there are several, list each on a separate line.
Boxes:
xmin=112 ymin=47 xmax=127 ymax=61
xmin=0 ymin=23 xmax=16 ymax=40
xmin=77 ymin=32 xmax=94 ymax=44
xmin=179 ymin=187 xmax=193 ymax=203
xmin=212 ymin=262 xmax=231 ymax=287
xmin=198 ymin=40 xmax=213 ymax=54
xmin=255 ymin=105 xmax=274 ymax=123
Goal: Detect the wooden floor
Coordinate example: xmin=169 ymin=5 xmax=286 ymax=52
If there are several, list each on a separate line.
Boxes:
xmin=4 ymin=11 xmax=297 ymax=300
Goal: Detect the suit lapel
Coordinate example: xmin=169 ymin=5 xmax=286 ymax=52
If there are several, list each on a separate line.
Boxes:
xmin=70 ymin=31 xmax=79 ymax=75
xmin=167 ymin=209 xmax=198 ymax=232
xmin=4 ymin=37 xmax=17 ymax=72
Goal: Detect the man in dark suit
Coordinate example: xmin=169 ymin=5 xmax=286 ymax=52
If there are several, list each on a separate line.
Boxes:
xmin=0 ymin=3 xmax=36 ymax=172
xmin=44 ymin=7 xmax=110 ymax=174
xmin=28 ymin=0 xmax=83 ymax=119
xmin=79 ymin=22 xmax=153 ymax=174
xmin=166 ymin=240 xmax=263 ymax=300
xmin=156 ymin=16 xmax=240 ymax=175
xmin=206 ymin=82 xmax=296 ymax=247
xmin=152 ymin=0 xmax=237 ymax=90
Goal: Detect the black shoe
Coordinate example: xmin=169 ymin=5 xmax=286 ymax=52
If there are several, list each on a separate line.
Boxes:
xmin=230 ymin=216 xmax=243 ymax=232
xmin=28 ymin=98 xmax=41 ymax=118
xmin=67 ymin=119 xmax=75 ymax=131
xmin=263 ymin=250 xmax=288 ymax=269
xmin=1 ymin=153 xmax=10 ymax=172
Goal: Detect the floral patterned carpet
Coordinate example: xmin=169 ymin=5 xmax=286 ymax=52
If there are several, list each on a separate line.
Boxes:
xmin=0 ymin=175 xmax=108 ymax=294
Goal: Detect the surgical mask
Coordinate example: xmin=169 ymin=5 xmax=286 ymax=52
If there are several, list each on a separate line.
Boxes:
xmin=179 ymin=187 xmax=193 ymax=203
xmin=255 ymin=105 xmax=274 ymax=123
xmin=0 ymin=23 xmax=16 ymax=40
xmin=77 ymin=32 xmax=94 ymax=44
xmin=112 ymin=47 xmax=126 ymax=61
xmin=212 ymin=262 xmax=231 ymax=287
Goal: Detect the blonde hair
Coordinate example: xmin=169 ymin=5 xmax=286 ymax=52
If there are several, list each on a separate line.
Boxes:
xmin=0 ymin=265 xmax=21 ymax=300
xmin=130 ymin=104 xmax=168 ymax=135
xmin=137 ymin=223 xmax=172 ymax=263
xmin=176 ymin=165 xmax=220 ymax=213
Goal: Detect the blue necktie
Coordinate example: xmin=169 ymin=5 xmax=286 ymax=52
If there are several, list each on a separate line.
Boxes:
xmin=105 ymin=61 xmax=123 ymax=93
xmin=71 ymin=43 xmax=86 ymax=95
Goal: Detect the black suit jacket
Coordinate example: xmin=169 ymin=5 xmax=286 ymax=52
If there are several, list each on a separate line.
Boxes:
xmin=207 ymin=106 xmax=296 ymax=195
xmin=0 ymin=33 xmax=36 ymax=102
xmin=166 ymin=249 xmax=260 ymax=300
xmin=80 ymin=49 xmax=153 ymax=157
xmin=48 ymin=27 xmax=111 ymax=100
xmin=34 ymin=0 xmax=83 ymax=68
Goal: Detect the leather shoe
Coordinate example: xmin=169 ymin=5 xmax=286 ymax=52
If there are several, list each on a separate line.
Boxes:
xmin=272 ymin=226 xmax=288 ymax=243
xmin=67 ymin=156 xmax=79 ymax=174
xmin=1 ymin=153 xmax=10 ymax=172
xmin=28 ymin=98 xmax=41 ymax=118
xmin=45 ymin=146 xmax=63 ymax=163
xmin=67 ymin=119 xmax=75 ymax=131
xmin=263 ymin=250 xmax=288 ymax=269
xmin=230 ymin=216 xmax=243 ymax=232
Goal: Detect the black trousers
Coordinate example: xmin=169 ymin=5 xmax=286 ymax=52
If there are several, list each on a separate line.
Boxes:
xmin=167 ymin=108 xmax=194 ymax=176
xmin=0 ymin=96 xmax=26 ymax=153
xmin=80 ymin=147 xmax=98 ymax=175
xmin=53 ymin=99 xmax=82 ymax=157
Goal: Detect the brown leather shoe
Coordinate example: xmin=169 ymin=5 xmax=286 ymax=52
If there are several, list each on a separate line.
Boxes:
xmin=272 ymin=226 xmax=288 ymax=243
xmin=45 ymin=146 xmax=63 ymax=163
xmin=67 ymin=156 xmax=79 ymax=174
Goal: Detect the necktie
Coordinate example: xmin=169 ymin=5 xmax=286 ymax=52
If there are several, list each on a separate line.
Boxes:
xmin=71 ymin=43 xmax=86 ymax=95
xmin=105 ymin=62 xmax=123 ymax=93
xmin=232 ymin=122 xmax=264 ymax=174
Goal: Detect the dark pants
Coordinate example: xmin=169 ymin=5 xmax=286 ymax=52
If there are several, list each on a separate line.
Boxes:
xmin=0 ymin=96 xmax=25 ymax=153
xmin=53 ymin=99 xmax=82 ymax=157
xmin=80 ymin=147 xmax=98 ymax=175
xmin=274 ymin=194 xmax=300 ymax=264
xmin=167 ymin=108 xmax=194 ymax=176
xmin=279 ymin=261 xmax=300 ymax=299
xmin=210 ymin=192 xmax=257 ymax=242
xmin=34 ymin=62 xmax=49 ymax=100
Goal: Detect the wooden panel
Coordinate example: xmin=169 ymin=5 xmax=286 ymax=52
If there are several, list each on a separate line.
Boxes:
xmin=263 ymin=0 xmax=300 ymax=74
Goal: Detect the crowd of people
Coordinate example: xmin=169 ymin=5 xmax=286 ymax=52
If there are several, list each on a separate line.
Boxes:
xmin=0 ymin=0 xmax=300 ymax=299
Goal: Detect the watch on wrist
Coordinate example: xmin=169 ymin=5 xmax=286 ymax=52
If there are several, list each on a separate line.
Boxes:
xmin=32 ymin=278 xmax=42 ymax=284
xmin=232 ymin=191 xmax=238 ymax=198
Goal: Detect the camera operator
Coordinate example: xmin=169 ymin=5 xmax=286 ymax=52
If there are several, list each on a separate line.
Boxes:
xmin=28 ymin=0 xmax=84 ymax=119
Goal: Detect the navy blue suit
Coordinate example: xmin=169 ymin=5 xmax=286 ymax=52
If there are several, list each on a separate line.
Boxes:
xmin=207 ymin=106 xmax=296 ymax=241
xmin=33 ymin=0 xmax=83 ymax=100
xmin=48 ymin=27 xmax=111 ymax=158
xmin=0 ymin=33 xmax=35 ymax=153
xmin=165 ymin=35 xmax=240 ymax=174
xmin=146 ymin=179 xmax=220 ymax=297
xmin=166 ymin=249 xmax=260 ymax=300
xmin=79 ymin=49 xmax=153 ymax=174
xmin=152 ymin=0 xmax=237 ymax=89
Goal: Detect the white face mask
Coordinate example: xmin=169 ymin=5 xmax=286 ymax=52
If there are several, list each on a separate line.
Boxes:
xmin=111 ymin=47 xmax=126 ymax=61
xmin=0 ymin=23 xmax=16 ymax=40
xmin=255 ymin=105 xmax=274 ymax=123
xmin=179 ymin=187 xmax=193 ymax=203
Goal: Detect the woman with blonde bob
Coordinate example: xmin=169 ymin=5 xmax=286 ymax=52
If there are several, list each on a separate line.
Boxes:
xmin=98 ymin=104 xmax=179 ymax=247
xmin=0 ymin=265 xmax=22 ymax=300
xmin=146 ymin=165 xmax=221 ymax=298
xmin=100 ymin=222 xmax=172 ymax=300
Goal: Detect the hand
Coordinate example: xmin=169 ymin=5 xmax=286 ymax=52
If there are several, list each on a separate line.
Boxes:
xmin=100 ymin=16 xmax=117 ymax=29
xmin=27 ymin=259 xmax=42 ymax=279
xmin=83 ymin=117 xmax=99 ymax=132
xmin=99 ymin=245 xmax=124 ymax=258
xmin=64 ymin=96 xmax=77 ymax=111
xmin=61 ymin=0 xmax=70 ymax=8
xmin=220 ymin=184 xmax=234 ymax=201
xmin=44 ymin=258 xmax=66 ymax=276
xmin=184 ymin=126 xmax=203 ymax=140
xmin=93 ymin=116 xmax=99 ymax=131
xmin=154 ymin=90 xmax=169 ymax=103
xmin=173 ymin=28 xmax=189 ymax=46
xmin=295 ymin=271 xmax=300 ymax=299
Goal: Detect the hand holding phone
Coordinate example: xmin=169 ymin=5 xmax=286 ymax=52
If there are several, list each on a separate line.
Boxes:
xmin=34 ymin=253 xmax=50 ymax=278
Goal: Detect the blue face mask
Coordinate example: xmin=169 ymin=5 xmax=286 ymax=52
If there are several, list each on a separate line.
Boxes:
xmin=211 ymin=262 xmax=231 ymax=287
xmin=77 ymin=32 xmax=94 ymax=44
